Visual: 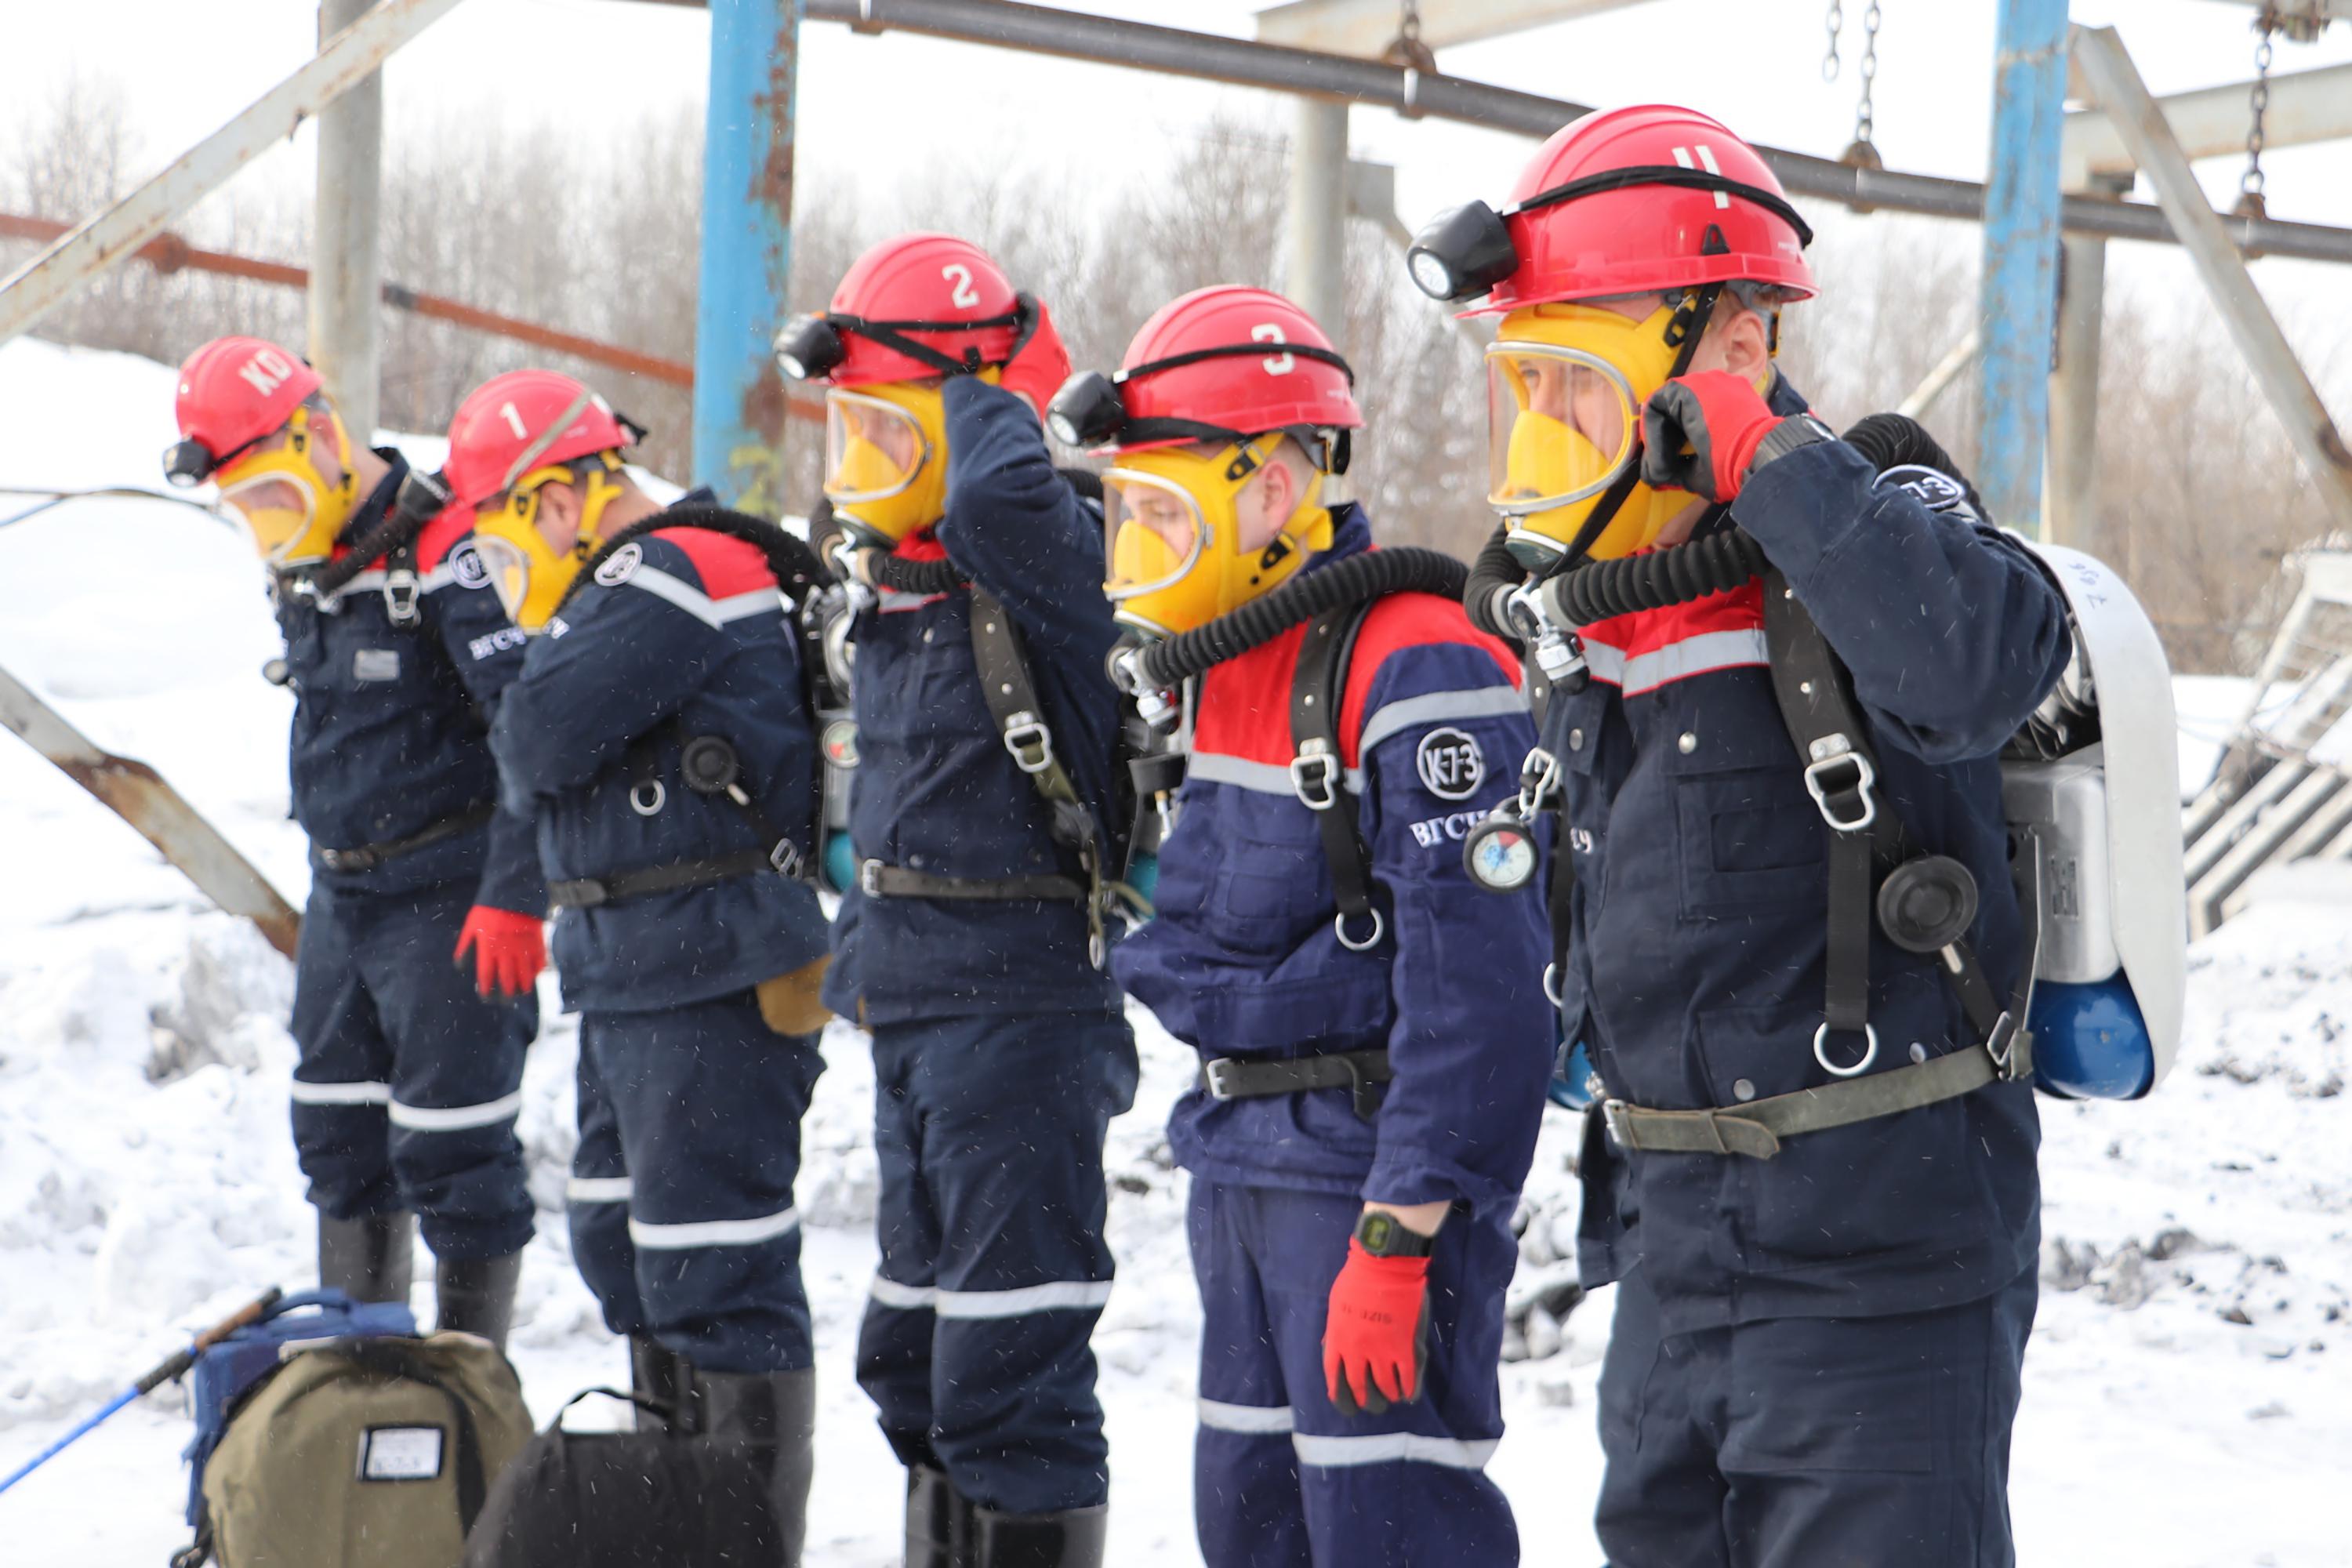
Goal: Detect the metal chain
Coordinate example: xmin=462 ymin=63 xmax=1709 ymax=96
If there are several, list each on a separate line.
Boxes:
xmin=1854 ymin=1 xmax=1882 ymax=148
xmin=2241 ymin=13 xmax=2276 ymax=212
xmin=1822 ymin=0 xmax=1845 ymax=81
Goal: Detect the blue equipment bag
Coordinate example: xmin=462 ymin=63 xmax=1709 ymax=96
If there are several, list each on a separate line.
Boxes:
xmin=181 ymin=1288 xmax=417 ymax=1527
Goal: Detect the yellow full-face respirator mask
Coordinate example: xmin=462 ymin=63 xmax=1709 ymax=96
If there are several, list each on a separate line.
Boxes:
xmin=216 ymin=401 xmax=361 ymax=568
xmin=1486 ymin=295 xmax=1765 ymax=568
xmin=469 ymin=452 xmax=627 ymax=630
xmin=1101 ymin=438 xmax=1334 ymax=640
xmin=822 ymin=368 xmax=1002 ymax=548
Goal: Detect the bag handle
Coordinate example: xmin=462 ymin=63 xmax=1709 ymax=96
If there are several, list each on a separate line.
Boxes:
xmin=328 ymin=1338 xmax=490 ymax=1537
xmin=553 ymin=1385 xmax=676 ymax=1431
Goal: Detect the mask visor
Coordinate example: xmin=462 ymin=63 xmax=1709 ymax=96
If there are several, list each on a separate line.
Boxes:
xmin=470 ymin=530 xmax=535 ymax=627
xmin=824 ymin=390 xmax=931 ymax=506
xmin=219 ymin=471 xmax=320 ymax=564
xmin=1102 ymin=468 xmax=1206 ymax=604
xmin=1486 ymin=343 xmax=1639 ymax=518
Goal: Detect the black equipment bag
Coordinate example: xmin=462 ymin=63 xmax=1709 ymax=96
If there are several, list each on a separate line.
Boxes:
xmin=461 ymin=1390 xmax=781 ymax=1568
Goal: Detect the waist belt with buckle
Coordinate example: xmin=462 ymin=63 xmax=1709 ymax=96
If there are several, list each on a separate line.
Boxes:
xmin=1198 ymin=1047 xmax=1394 ymax=1123
xmin=313 ymin=802 xmax=496 ymax=874
xmin=857 ymin=859 xmax=1088 ymax=904
xmin=549 ymin=846 xmax=786 ymax=910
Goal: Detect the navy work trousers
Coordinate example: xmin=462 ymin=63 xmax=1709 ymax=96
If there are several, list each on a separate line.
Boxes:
xmin=289 ymin=880 xmax=535 ymax=1261
xmin=566 ymin=991 xmax=825 ymax=1374
xmin=1595 ymin=1261 xmax=2038 ymax=1568
xmin=855 ymin=1011 xmax=1138 ymax=1515
xmin=1190 ymin=1181 xmax=1521 ymax=1568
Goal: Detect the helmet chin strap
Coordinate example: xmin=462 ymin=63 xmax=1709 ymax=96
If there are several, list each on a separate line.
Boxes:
xmin=1536 ymin=281 xmax=1725 ymax=581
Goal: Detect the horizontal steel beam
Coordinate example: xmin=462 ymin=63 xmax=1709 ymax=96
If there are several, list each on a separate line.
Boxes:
xmin=1254 ymin=0 xmax=1663 ymax=54
xmin=2064 ymin=61 xmax=2352 ymax=183
xmin=718 ymin=0 xmax=2352 ymax=266
xmin=0 ymin=0 xmax=466 ymax=348
xmin=2195 ymin=0 xmax=2352 ymax=43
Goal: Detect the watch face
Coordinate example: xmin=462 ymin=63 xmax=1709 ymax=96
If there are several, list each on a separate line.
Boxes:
xmin=1359 ymin=1212 xmax=1399 ymax=1254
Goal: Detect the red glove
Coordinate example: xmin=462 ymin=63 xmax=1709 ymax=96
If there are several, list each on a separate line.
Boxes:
xmin=1323 ymin=1240 xmax=1431 ymax=1416
xmin=1639 ymin=369 xmax=1784 ymax=503
xmin=997 ymin=299 xmax=1073 ymax=423
xmin=453 ymin=906 xmax=546 ymax=1000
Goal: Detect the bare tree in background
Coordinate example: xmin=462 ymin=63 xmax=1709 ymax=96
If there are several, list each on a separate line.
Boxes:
xmin=5 ymin=85 xmax=2345 ymax=677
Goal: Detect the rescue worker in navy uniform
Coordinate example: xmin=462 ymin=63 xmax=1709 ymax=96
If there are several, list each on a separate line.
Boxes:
xmin=1056 ymin=286 xmax=1555 ymax=1566
xmin=450 ymin=370 xmax=830 ymax=1562
xmin=1417 ymin=107 xmax=2072 ymax=1565
xmin=165 ymin=337 xmax=539 ymax=1347
xmin=777 ymin=234 xmax=1135 ymax=1568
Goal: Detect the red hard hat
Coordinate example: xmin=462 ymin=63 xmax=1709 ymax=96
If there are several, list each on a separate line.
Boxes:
xmin=444 ymin=369 xmax=632 ymax=507
xmin=822 ymin=233 xmax=1024 ymax=387
xmin=1475 ymin=104 xmax=1816 ymax=314
xmin=1111 ymin=286 xmax=1362 ymax=453
xmin=174 ymin=336 xmax=321 ymax=464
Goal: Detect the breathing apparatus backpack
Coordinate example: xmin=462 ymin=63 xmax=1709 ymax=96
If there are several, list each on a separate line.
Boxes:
xmin=1469 ymin=413 xmax=2184 ymax=1113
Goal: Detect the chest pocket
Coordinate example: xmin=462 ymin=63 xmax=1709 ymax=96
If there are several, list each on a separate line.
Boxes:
xmin=1663 ymin=693 xmax=1825 ymax=918
xmin=1212 ymin=823 xmax=1328 ymax=956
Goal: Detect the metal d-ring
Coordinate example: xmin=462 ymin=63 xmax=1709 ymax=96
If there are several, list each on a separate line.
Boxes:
xmin=1334 ymin=908 xmax=1385 ymax=953
xmin=629 ymin=779 xmax=667 ymax=817
xmin=1813 ymin=1022 xmax=1879 ymax=1078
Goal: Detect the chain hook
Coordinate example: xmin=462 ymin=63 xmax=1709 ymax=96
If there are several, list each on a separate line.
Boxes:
xmin=1381 ymin=0 xmax=1437 ymax=74
xmin=2236 ymin=8 xmax=2278 ymax=220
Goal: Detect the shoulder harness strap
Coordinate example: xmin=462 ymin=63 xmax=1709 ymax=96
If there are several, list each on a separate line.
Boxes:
xmin=1288 ymin=600 xmax=1383 ymax=953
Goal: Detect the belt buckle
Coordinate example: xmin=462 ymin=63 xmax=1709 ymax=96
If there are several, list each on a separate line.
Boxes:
xmin=770 ymin=839 xmax=805 ymax=880
xmin=1001 ymin=713 xmax=1055 ymax=775
xmin=1202 ymin=1058 xmax=1240 ymax=1101
xmin=1289 ymin=745 xmax=1340 ymax=811
xmin=1802 ymin=737 xmax=1878 ymax=833
xmin=859 ymin=858 xmax=884 ymax=898
xmin=1602 ymin=1098 xmax=1635 ymax=1149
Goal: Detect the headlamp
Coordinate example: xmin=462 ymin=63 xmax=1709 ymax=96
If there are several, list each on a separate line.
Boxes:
xmin=161 ymin=438 xmax=216 ymax=489
xmin=1046 ymin=372 xmax=1127 ymax=449
xmin=1406 ymin=201 xmax=1520 ymax=303
xmin=775 ymin=313 xmax=848 ymax=383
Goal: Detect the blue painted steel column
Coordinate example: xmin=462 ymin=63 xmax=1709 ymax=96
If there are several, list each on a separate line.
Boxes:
xmin=694 ymin=0 xmax=800 ymax=513
xmin=1975 ymin=0 xmax=2071 ymax=536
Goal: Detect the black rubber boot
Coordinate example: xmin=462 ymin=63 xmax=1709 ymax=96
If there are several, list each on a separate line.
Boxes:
xmin=317 ymin=1210 xmax=415 ymax=1305
xmin=695 ymin=1369 xmax=817 ymax=1566
xmin=904 ymin=1463 xmax=970 ymax=1568
xmin=629 ymin=1334 xmax=695 ymax=1435
xmin=433 ymin=1250 xmax=522 ymax=1351
xmin=968 ymin=1504 xmax=1107 ymax=1568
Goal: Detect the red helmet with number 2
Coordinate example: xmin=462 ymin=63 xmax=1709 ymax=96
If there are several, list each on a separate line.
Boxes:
xmin=822 ymin=233 xmax=1025 ymax=389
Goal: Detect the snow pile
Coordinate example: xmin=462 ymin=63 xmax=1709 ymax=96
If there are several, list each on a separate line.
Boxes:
xmin=1 ymin=337 xmax=2347 ymax=1566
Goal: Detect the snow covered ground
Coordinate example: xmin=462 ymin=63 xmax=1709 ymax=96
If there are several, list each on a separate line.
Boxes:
xmin=1 ymin=336 xmax=2347 ymax=1566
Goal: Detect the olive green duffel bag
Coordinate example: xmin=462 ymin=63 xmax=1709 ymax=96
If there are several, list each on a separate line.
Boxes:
xmin=191 ymin=1331 xmax=532 ymax=1568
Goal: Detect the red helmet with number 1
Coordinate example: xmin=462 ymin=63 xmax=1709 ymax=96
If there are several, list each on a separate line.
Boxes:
xmin=443 ymin=369 xmax=637 ymax=630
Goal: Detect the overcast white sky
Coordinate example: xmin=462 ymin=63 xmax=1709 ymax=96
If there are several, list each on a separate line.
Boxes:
xmin=7 ymin=1 xmax=2352 ymax=326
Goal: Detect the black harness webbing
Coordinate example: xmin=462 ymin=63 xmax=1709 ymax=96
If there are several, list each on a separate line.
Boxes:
xmin=312 ymin=802 xmax=495 ymax=874
xmin=551 ymin=720 xmax=810 ymax=911
xmin=1595 ymin=573 xmax=2037 ymax=1160
xmin=1198 ymin=1047 xmax=1394 ymax=1123
xmin=1288 ymin=601 xmax=1383 ymax=952
xmin=549 ymin=848 xmax=780 ymax=910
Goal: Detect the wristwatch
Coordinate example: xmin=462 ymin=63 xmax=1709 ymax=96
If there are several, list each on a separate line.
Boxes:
xmin=1754 ymin=412 xmax=1836 ymax=470
xmin=1354 ymin=1209 xmax=1437 ymax=1258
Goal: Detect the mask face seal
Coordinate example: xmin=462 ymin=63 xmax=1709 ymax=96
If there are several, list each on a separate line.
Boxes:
xmin=1102 ymin=441 xmax=1331 ymax=639
xmin=468 ymin=454 xmax=624 ymax=630
xmin=216 ymin=403 xmax=360 ymax=567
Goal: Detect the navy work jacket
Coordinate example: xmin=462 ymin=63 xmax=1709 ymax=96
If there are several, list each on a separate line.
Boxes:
xmin=1112 ymin=510 xmax=1557 ymax=1216
xmin=822 ymin=376 xmax=1125 ymax=1026
xmin=277 ymin=449 xmax=543 ymax=913
xmin=1556 ymin=376 xmax=2072 ymax=1332
xmin=488 ymin=499 xmax=829 ymax=1015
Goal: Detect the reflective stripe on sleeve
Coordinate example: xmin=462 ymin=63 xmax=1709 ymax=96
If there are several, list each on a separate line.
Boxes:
xmin=1583 ymin=628 xmax=1770 ymax=695
xmin=1355 ymin=685 xmax=1529 ymax=754
xmin=627 ymin=1207 xmax=801 ymax=1250
xmin=1187 ymin=751 xmax=1364 ymax=797
xmin=387 ymin=1090 xmax=524 ymax=1132
xmin=564 ymin=1177 xmax=633 ymax=1203
xmin=864 ymin=1273 xmax=1113 ymax=1319
xmin=1196 ymin=1398 xmax=1296 ymax=1436
xmin=1289 ymin=1432 xmax=1500 ymax=1471
xmin=289 ymin=1080 xmax=391 ymax=1107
